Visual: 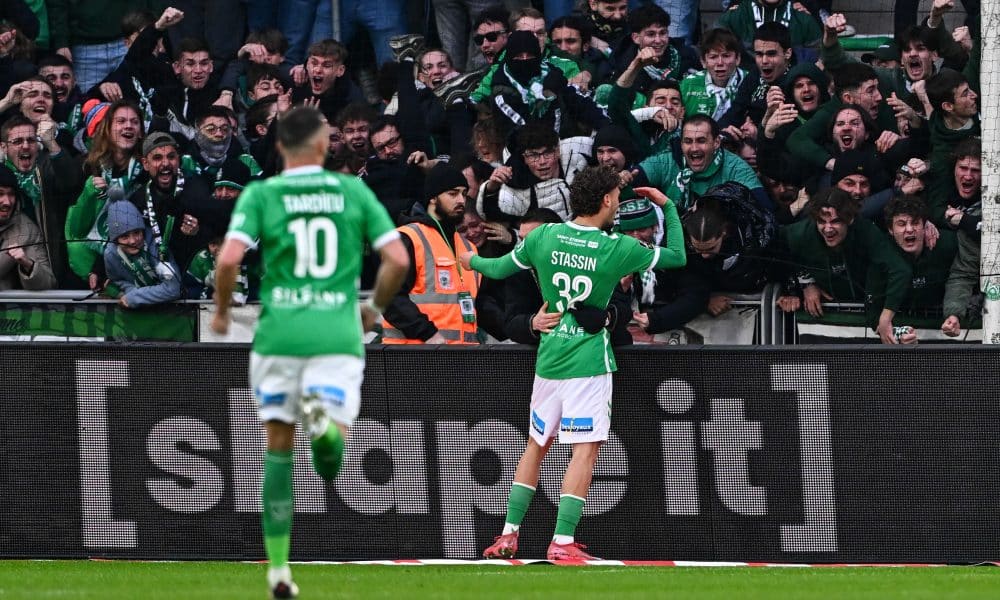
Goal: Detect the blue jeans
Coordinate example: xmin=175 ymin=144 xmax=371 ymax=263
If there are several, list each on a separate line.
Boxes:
xmin=652 ymin=0 xmax=699 ymax=46
xmin=72 ymin=40 xmax=127 ymax=93
xmin=280 ymin=0 xmax=333 ymax=66
xmin=339 ymin=0 xmax=406 ymax=68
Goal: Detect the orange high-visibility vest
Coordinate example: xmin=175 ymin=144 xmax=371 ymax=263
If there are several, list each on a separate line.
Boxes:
xmin=382 ymin=222 xmax=480 ymax=344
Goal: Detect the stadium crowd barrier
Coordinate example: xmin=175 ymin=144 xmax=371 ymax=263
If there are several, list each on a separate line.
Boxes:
xmin=4 ymin=343 xmax=998 ymax=562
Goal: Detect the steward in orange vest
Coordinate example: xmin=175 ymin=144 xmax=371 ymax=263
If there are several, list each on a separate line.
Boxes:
xmin=383 ymin=164 xmax=482 ymax=344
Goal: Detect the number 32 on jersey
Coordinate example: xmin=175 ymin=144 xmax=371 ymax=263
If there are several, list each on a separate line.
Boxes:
xmin=552 ymin=272 xmax=593 ymax=312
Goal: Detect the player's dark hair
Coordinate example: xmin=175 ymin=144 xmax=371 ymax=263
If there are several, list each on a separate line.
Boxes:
xmin=884 ymin=194 xmax=928 ymax=225
xmin=628 ymin=5 xmax=670 ymax=33
xmin=809 ymin=187 xmax=858 ymax=223
xmin=753 ymin=21 xmax=792 ymax=51
xmin=569 ymin=165 xmax=620 ymax=217
xmin=278 ymin=107 xmax=325 ymax=151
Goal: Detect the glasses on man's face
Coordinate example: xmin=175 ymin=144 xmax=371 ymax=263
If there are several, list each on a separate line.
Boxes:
xmin=200 ymin=124 xmax=231 ymax=136
xmin=4 ymin=137 xmax=38 ymax=146
xmin=374 ymin=135 xmax=402 ymax=154
xmin=473 ymin=30 xmax=506 ymax=45
xmin=523 ymin=148 xmax=556 ymax=162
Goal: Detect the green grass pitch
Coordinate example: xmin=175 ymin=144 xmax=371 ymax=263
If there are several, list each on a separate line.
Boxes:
xmin=3 ymin=561 xmax=1000 ymax=599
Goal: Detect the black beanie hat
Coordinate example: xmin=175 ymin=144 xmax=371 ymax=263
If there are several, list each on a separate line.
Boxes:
xmin=504 ymin=30 xmax=541 ymax=60
xmin=0 ymin=165 xmax=18 ymax=190
xmin=832 ymin=149 xmax=889 ymax=191
xmin=424 ymin=163 xmax=468 ymax=201
xmin=594 ymin=125 xmax=638 ymax=165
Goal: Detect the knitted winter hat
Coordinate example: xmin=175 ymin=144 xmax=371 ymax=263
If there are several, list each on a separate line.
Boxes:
xmin=504 ymin=30 xmax=542 ymax=60
xmin=82 ymin=98 xmax=111 ymax=138
xmin=617 ymin=198 xmax=658 ymax=231
xmin=0 ymin=164 xmax=18 ymax=190
xmin=424 ymin=162 xmax=468 ymax=201
xmin=594 ymin=124 xmax=638 ymax=165
xmin=106 ymin=200 xmax=146 ymax=240
xmin=831 ymin=149 xmax=888 ymax=191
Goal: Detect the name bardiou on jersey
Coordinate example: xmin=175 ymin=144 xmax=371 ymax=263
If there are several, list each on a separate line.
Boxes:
xmin=282 ymin=192 xmax=345 ymax=214
xmin=550 ymin=251 xmax=598 ymax=272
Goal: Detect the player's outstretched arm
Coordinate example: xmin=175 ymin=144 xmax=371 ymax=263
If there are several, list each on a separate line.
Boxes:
xmin=461 ymin=251 xmax=524 ymax=280
xmin=633 ymin=187 xmax=687 ymax=269
xmin=211 ymin=238 xmax=249 ymax=334
xmin=362 ymin=238 xmax=410 ymax=332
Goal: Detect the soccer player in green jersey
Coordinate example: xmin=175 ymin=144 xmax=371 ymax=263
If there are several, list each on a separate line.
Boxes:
xmin=460 ymin=165 xmax=686 ymax=561
xmin=211 ymin=107 xmax=409 ymax=598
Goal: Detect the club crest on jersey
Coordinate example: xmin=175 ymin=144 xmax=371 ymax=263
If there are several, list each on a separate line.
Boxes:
xmin=437 ymin=269 xmax=452 ymax=289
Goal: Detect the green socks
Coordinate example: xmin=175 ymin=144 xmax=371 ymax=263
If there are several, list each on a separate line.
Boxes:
xmin=262 ymin=450 xmax=294 ymax=568
xmin=553 ymin=494 xmax=586 ymax=538
xmin=502 ymin=483 xmax=536 ymax=533
xmin=311 ymin=424 xmax=346 ymax=481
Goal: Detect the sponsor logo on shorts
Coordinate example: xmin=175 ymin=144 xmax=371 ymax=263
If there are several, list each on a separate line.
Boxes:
xmin=531 ymin=410 xmax=545 ymax=434
xmin=308 ymin=386 xmax=347 ymax=406
xmin=560 ymin=417 xmax=594 ymax=433
xmin=257 ymin=390 xmax=287 ymax=406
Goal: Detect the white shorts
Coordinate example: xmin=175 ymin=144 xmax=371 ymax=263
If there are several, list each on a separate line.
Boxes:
xmin=250 ymin=352 xmax=364 ymax=427
xmin=528 ymin=373 xmax=612 ymax=445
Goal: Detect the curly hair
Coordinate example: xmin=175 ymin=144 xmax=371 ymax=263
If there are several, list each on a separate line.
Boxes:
xmin=569 ymin=165 xmax=620 ymax=217
xmin=884 ymin=194 xmax=928 ymax=225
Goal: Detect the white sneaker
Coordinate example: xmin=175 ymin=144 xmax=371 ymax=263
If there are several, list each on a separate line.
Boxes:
xmin=268 ymin=566 xmax=299 ymax=599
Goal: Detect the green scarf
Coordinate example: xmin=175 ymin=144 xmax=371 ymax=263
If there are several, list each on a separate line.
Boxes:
xmin=502 ymin=62 xmax=555 ymax=119
xmin=704 ymin=69 xmax=746 ymax=120
xmin=643 ymin=46 xmax=681 ymax=82
xmin=674 ymin=151 xmax=724 ymax=212
xmin=118 ymin=246 xmax=159 ymax=287
xmin=4 ymin=160 xmax=40 ymax=216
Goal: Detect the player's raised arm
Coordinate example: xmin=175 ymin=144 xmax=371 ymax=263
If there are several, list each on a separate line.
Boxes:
xmin=633 ymin=186 xmax=687 ymax=269
xmin=461 ymin=247 xmax=530 ymax=280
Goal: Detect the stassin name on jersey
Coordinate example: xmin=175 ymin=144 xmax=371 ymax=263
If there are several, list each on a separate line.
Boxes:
xmin=282 ymin=192 xmax=345 ymax=214
xmin=550 ymin=251 xmax=598 ymax=272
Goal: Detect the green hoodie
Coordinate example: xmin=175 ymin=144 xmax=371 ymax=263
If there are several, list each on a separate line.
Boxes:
xmin=47 ymin=0 xmax=165 ymax=49
xmin=786 ymin=97 xmax=899 ymax=172
xmin=717 ymin=0 xmax=820 ymax=48
xmin=927 ymin=111 xmax=980 ymax=176
xmin=780 ymin=216 xmax=912 ymax=311
xmin=866 ymin=230 xmax=957 ymax=326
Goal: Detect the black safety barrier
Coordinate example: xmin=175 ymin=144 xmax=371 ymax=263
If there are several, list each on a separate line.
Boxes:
xmin=2 ymin=343 xmax=998 ymax=562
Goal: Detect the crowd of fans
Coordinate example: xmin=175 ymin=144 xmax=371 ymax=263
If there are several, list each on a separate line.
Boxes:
xmin=0 ymin=0 xmax=982 ymax=343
